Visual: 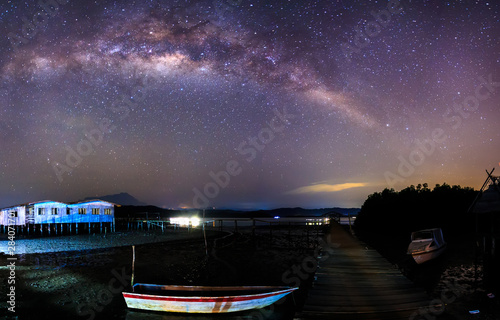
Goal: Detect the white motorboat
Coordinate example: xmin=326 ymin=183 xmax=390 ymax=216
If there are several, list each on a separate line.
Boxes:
xmin=407 ymin=228 xmax=446 ymax=264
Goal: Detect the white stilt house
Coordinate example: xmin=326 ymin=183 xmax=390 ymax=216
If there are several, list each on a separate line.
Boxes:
xmin=31 ymin=201 xmax=69 ymax=225
xmin=0 ymin=199 xmax=118 ymax=234
xmin=0 ymin=205 xmax=26 ymax=227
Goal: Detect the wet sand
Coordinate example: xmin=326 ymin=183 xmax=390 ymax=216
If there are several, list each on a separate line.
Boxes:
xmin=0 ymin=229 xmax=214 ymax=254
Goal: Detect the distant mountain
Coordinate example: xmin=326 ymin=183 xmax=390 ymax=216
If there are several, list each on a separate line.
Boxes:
xmin=113 ymin=206 xmax=359 ymax=219
xmin=83 ymin=192 xmax=147 ymax=206
xmin=246 ymin=207 xmax=360 ymax=217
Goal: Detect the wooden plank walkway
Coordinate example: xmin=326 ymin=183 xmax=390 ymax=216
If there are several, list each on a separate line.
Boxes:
xmin=295 ymin=222 xmax=430 ymax=320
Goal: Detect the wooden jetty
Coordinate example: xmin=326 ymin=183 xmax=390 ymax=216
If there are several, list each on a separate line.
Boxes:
xmin=296 ymin=222 xmax=431 ymax=320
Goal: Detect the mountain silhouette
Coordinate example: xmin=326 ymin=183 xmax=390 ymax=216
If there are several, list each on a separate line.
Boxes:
xmin=83 ymin=192 xmax=147 ymax=206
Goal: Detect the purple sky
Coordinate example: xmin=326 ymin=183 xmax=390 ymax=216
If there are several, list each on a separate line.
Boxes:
xmin=1 ymin=0 xmax=499 ymax=209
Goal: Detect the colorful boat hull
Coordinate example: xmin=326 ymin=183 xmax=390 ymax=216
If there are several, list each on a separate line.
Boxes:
xmin=123 ymin=285 xmax=298 ymax=313
xmin=410 ymin=244 xmax=447 ymax=264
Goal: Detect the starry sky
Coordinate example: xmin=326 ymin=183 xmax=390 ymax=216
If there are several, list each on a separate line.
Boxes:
xmin=0 ymin=0 xmax=499 ymax=210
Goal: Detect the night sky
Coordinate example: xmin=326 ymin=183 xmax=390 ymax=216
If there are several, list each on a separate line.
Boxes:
xmin=1 ymin=0 xmax=499 ymax=210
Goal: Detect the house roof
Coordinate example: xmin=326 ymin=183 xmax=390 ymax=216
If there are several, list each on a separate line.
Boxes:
xmin=1 ymin=199 xmax=120 ymax=211
xmin=473 ymin=182 xmax=500 ymax=214
xmin=0 ymin=200 xmax=65 ymax=210
xmin=68 ymin=199 xmax=120 ymax=207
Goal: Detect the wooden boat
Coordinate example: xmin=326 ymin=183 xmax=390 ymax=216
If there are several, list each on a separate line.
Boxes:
xmin=122 ymin=284 xmax=298 ymax=313
xmin=407 ymin=228 xmax=446 ymax=264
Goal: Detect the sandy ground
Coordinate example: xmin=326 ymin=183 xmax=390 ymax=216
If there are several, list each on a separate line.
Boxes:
xmin=0 ymin=226 xmax=321 ymax=320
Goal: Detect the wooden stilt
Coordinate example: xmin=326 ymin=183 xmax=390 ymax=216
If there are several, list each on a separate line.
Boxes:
xmin=131 ymin=245 xmax=136 ymax=292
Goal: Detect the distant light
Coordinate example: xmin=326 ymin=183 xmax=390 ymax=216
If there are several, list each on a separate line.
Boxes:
xmin=170 ymin=216 xmax=200 ymax=227
xmin=191 ymin=217 xmax=200 ymax=227
xmin=274 ymin=216 xmax=280 ymax=219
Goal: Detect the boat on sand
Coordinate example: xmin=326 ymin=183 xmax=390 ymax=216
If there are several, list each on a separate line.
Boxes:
xmin=407 ymin=228 xmax=446 ymax=264
xmin=123 ymin=284 xmax=297 ymax=313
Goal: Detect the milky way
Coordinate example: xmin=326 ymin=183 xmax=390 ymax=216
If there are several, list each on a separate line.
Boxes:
xmin=0 ymin=0 xmax=499 ymax=209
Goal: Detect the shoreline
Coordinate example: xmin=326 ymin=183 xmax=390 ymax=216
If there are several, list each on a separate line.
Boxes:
xmin=0 ymin=229 xmax=224 ymax=254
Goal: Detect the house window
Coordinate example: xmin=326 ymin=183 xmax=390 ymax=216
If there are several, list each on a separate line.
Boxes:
xmin=51 ymin=208 xmax=58 ymax=215
xmin=104 ymin=209 xmax=112 ymax=215
xmin=92 ymin=208 xmax=100 ymax=215
xmin=67 ymin=208 xmax=70 ymax=215
xmin=38 ymin=208 xmax=45 ymax=215
xmin=78 ymin=208 xmax=87 ymax=215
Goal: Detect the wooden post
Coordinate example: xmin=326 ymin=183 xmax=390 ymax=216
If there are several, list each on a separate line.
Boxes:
xmin=348 ymin=213 xmax=352 ymax=233
xmin=131 ymin=245 xmax=136 ymax=292
xmin=203 ymin=210 xmax=208 ymax=257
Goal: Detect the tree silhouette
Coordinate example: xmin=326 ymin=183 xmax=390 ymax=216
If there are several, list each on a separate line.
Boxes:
xmin=354 ymin=183 xmax=478 ymax=242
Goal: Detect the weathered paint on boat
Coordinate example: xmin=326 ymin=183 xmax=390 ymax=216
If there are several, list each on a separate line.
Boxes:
xmin=407 ymin=228 xmax=446 ymax=264
xmin=410 ymin=244 xmax=447 ymax=264
xmin=122 ymin=284 xmax=298 ymax=313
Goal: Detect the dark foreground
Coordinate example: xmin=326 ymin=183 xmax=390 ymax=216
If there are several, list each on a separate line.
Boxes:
xmin=355 ymin=228 xmax=500 ymax=320
xmin=0 ymin=227 xmax=320 ymax=320
xmin=2 ymin=224 xmax=499 ymax=320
